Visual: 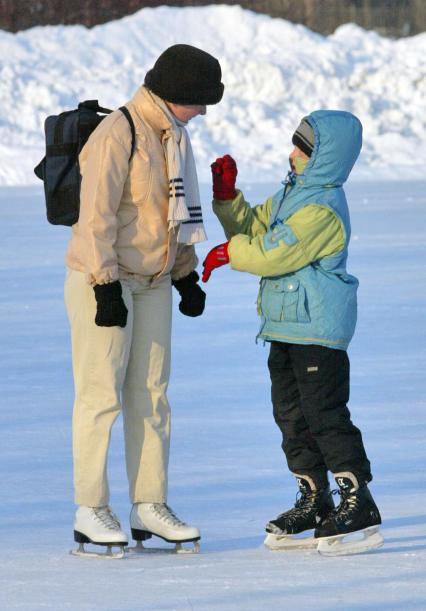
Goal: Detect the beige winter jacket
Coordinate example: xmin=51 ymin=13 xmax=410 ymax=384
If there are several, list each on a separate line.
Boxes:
xmin=66 ymin=86 xmax=197 ymax=286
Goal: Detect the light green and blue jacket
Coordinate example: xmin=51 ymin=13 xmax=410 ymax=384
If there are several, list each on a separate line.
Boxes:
xmin=213 ymin=110 xmax=362 ymax=350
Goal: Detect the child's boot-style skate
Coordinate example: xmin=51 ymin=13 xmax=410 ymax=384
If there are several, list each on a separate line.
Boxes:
xmin=315 ymin=472 xmax=383 ymax=556
xmin=71 ymin=506 xmax=128 ymax=559
xmin=128 ymin=503 xmax=201 ymax=554
xmin=264 ymin=474 xmax=334 ymax=550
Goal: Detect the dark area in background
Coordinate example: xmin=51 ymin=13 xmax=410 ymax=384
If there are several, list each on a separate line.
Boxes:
xmin=0 ymin=0 xmax=424 ymax=37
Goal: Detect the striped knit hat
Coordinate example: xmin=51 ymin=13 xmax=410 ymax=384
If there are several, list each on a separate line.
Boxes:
xmin=292 ymin=118 xmax=315 ymax=157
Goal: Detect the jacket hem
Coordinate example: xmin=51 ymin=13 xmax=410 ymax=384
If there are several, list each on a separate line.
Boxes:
xmin=258 ymin=330 xmax=349 ymax=351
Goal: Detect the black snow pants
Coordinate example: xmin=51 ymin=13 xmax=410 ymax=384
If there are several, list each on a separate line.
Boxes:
xmin=268 ymin=341 xmax=372 ymax=488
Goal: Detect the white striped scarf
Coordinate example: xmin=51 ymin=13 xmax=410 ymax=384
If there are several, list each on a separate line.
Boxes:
xmin=154 ymin=95 xmax=208 ymax=245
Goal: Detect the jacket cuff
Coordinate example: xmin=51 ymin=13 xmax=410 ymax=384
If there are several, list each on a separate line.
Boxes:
xmin=86 ymin=267 xmax=120 ymax=287
xmin=212 ymin=189 xmax=241 ymax=206
xmin=227 ymin=234 xmax=250 ymax=272
xmin=172 ymin=270 xmax=200 ymax=291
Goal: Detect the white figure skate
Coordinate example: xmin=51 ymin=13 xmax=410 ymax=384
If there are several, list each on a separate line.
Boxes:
xmin=127 ymin=503 xmax=200 ymax=554
xmin=71 ymin=506 xmax=128 ymax=559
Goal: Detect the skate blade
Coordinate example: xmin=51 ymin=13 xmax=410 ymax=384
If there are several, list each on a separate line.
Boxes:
xmin=317 ymin=526 xmax=384 ymax=557
xmin=126 ymin=540 xmax=200 ymax=555
xmin=70 ymin=543 xmax=126 ymax=559
xmin=264 ymin=532 xmax=317 ymax=551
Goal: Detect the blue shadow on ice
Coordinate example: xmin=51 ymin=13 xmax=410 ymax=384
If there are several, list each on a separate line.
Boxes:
xmin=203 ymin=536 xmax=265 ymax=553
xmin=382 ymin=514 xmax=426 ymax=529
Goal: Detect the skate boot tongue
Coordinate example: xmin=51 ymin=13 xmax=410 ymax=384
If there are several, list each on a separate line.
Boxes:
xmin=335 ymin=475 xmax=359 ymax=494
xmin=296 ymin=478 xmax=310 ymax=495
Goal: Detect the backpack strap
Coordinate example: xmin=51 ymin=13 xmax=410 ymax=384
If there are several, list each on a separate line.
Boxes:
xmin=119 ymin=106 xmax=136 ymax=162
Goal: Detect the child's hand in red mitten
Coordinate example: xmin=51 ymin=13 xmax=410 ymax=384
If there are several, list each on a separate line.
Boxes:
xmin=211 ymin=154 xmax=238 ymax=200
xmin=202 ymin=242 xmax=230 ymax=282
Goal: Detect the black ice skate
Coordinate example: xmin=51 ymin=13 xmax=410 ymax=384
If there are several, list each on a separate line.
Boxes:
xmin=315 ymin=472 xmax=383 ymax=556
xmin=264 ymin=474 xmax=334 ymax=550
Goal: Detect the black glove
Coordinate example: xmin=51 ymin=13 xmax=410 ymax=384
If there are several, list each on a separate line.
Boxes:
xmin=93 ymin=280 xmax=128 ymax=328
xmin=172 ymin=271 xmax=206 ymax=317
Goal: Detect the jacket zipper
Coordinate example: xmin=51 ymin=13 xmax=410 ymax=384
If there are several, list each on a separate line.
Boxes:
xmin=256 ymin=173 xmax=294 ymax=340
xmin=256 ymin=278 xmax=267 ymax=343
xmin=271 ymin=171 xmax=294 ymax=227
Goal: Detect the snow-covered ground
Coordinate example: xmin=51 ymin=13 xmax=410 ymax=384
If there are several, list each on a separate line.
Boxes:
xmin=0 ymin=179 xmax=425 ymax=610
xmin=0 ymin=4 xmax=426 ymax=185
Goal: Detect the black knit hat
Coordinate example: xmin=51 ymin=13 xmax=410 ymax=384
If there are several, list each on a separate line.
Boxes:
xmin=292 ymin=118 xmax=315 ymax=157
xmin=144 ymin=44 xmax=224 ymax=105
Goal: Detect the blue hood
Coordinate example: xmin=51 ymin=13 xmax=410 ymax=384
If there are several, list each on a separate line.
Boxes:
xmin=299 ymin=110 xmax=362 ymax=187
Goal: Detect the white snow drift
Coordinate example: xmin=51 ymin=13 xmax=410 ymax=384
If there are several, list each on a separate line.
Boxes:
xmin=0 ymin=4 xmax=425 ymax=185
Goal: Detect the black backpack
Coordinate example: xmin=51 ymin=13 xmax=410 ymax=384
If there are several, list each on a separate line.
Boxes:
xmin=34 ymin=100 xmax=136 ymax=226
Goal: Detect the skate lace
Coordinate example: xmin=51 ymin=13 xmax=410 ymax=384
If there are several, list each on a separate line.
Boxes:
xmin=93 ymin=506 xmax=121 ymax=531
xmin=151 ymin=503 xmax=187 ymax=527
xmin=332 ymin=489 xmax=360 ymax=521
xmin=282 ymin=492 xmax=316 ymax=525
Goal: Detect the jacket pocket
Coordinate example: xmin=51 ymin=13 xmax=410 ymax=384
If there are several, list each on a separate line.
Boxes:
xmin=262 ymin=277 xmax=310 ymax=323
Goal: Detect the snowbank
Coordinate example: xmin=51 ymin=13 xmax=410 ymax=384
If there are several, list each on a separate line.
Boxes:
xmin=0 ymin=5 xmax=425 ymax=185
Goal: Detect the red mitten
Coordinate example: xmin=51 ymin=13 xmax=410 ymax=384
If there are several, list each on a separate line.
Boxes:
xmin=211 ymin=154 xmax=238 ymax=200
xmin=202 ymin=242 xmax=230 ymax=282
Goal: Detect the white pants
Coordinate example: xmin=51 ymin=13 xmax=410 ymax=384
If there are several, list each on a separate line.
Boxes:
xmin=64 ymin=269 xmax=172 ymax=507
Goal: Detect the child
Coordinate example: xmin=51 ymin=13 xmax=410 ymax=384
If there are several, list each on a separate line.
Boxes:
xmin=202 ymin=111 xmax=383 ymax=555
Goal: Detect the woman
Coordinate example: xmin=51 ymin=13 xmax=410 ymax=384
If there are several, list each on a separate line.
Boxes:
xmin=65 ymin=44 xmax=224 ymax=556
